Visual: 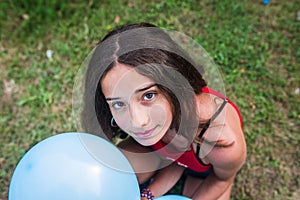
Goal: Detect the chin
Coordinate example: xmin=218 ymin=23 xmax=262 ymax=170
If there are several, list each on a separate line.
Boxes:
xmin=136 ymin=140 xmax=154 ymax=146
xmin=136 ymin=137 xmax=160 ymax=147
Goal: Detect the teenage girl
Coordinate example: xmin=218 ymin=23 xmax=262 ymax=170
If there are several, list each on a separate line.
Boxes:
xmin=81 ymin=22 xmax=247 ymax=200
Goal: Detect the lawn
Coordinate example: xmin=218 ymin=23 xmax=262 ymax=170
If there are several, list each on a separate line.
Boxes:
xmin=0 ymin=0 xmax=299 ymax=199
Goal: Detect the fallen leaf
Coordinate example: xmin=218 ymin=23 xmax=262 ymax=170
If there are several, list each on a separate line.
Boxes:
xmin=249 ymin=101 xmax=256 ymax=109
xmin=114 ymin=16 xmax=120 ymax=23
xmin=22 ymin=14 xmax=29 ymax=20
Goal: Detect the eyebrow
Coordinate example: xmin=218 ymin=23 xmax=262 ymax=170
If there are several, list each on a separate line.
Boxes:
xmin=136 ymin=83 xmax=157 ymax=93
xmin=105 ymin=83 xmax=157 ymax=101
xmin=106 ymin=97 xmax=121 ymax=101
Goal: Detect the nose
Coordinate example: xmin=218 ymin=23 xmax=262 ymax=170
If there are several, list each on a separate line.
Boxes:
xmin=129 ymin=104 xmax=150 ymax=127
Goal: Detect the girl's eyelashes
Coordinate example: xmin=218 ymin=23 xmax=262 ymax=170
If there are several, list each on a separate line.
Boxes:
xmin=143 ymin=91 xmax=157 ymax=101
xmin=111 ymin=101 xmax=125 ymax=110
xmin=109 ymin=89 xmax=158 ymax=110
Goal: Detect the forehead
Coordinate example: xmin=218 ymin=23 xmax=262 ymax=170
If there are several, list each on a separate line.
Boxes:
xmin=101 ymin=63 xmax=154 ymax=98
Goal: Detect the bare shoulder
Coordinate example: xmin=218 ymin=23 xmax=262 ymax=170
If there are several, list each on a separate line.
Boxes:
xmin=208 ymin=102 xmax=247 ymax=180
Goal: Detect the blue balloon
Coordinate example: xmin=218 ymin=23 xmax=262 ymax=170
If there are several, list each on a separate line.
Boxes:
xmin=9 ymin=132 xmax=140 ymax=200
xmin=155 ymin=195 xmax=191 ymax=200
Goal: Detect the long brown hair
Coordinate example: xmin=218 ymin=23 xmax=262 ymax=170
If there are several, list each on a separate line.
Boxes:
xmin=81 ymin=23 xmax=207 ymax=147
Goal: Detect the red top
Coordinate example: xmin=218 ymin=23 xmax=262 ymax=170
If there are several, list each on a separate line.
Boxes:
xmin=152 ymin=87 xmax=243 ymax=173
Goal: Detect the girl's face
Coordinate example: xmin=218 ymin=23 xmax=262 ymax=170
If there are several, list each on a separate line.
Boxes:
xmin=101 ymin=63 xmax=173 ymax=146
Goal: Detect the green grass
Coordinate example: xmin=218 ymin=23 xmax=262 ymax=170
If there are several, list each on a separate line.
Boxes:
xmin=1 ymin=0 xmax=299 ymax=199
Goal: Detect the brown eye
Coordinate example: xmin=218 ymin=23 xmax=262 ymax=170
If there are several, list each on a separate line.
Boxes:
xmin=143 ymin=92 xmax=157 ymax=101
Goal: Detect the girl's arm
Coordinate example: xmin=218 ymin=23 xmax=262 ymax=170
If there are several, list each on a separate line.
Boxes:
xmin=191 ymin=143 xmax=245 ymax=199
xmin=191 ymin=104 xmax=247 ymax=199
xmin=143 ymin=162 xmax=185 ymax=199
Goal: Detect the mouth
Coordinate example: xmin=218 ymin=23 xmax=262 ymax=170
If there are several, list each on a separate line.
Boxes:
xmin=132 ymin=126 xmax=157 ymax=139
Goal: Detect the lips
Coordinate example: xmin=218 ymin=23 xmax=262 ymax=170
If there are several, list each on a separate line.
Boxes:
xmin=132 ymin=126 xmax=157 ymax=139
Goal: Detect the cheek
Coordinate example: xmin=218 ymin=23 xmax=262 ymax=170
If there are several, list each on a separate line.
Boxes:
xmin=112 ymin=111 xmax=131 ymax=129
xmin=149 ymin=103 xmax=172 ymax=126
